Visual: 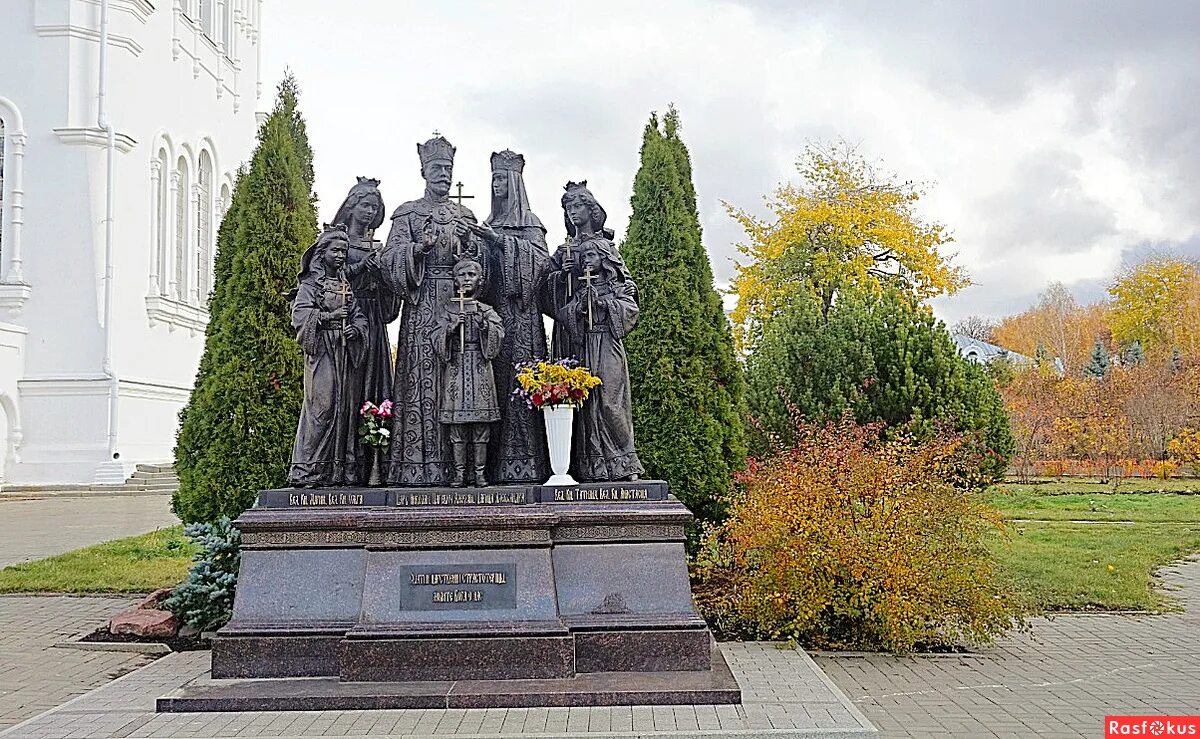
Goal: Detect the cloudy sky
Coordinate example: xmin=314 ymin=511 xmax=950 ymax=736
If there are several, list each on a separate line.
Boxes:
xmin=260 ymin=1 xmax=1200 ymax=324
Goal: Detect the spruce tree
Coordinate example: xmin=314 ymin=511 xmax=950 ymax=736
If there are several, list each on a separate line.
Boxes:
xmin=1085 ymin=339 xmax=1111 ymax=379
xmin=1121 ymin=340 xmax=1145 ymax=366
xmin=620 ymin=108 xmax=746 ymax=525
xmin=173 ymin=76 xmax=318 ymax=523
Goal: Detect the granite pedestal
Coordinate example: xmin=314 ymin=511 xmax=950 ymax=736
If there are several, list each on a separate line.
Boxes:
xmin=168 ymin=481 xmax=739 ymax=711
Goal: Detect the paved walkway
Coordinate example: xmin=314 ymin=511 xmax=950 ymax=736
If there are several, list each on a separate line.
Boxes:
xmin=0 ymin=644 xmax=875 ymax=737
xmin=1 ymin=560 xmax=1198 ymax=737
xmin=0 ymin=595 xmax=153 ymax=731
xmin=817 ymin=556 xmax=1200 ymax=738
xmin=0 ymin=495 xmax=178 ymax=567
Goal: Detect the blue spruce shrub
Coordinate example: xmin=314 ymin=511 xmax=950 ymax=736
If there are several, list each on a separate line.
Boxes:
xmin=164 ymin=517 xmax=241 ymax=631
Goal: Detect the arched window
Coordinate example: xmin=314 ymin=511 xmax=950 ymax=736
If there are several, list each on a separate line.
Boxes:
xmin=198 ymin=0 xmax=216 ymax=38
xmin=173 ymin=156 xmax=189 ymax=300
xmin=196 ymin=151 xmax=213 ymax=303
xmin=150 ymin=148 xmax=169 ymax=295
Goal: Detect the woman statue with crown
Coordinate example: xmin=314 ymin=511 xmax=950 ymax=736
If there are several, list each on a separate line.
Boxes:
xmin=288 ymin=225 xmax=369 ymax=487
xmin=543 ymin=181 xmax=633 ymax=360
xmin=331 ymin=177 xmax=397 ymax=484
xmin=467 ymin=150 xmax=552 ymax=484
xmin=376 ymin=135 xmax=486 ymax=486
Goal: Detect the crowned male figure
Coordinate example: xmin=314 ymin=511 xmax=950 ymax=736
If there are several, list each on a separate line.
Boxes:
xmin=377 ymin=135 xmax=487 ymax=485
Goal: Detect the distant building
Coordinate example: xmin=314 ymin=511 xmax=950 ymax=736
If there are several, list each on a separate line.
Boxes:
xmin=951 ymin=334 xmax=1033 ymax=367
xmin=0 ymin=1 xmax=263 ymax=484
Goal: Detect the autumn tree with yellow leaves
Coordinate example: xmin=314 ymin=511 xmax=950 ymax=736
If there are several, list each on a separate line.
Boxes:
xmin=1108 ymin=256 xmax=1200 ymax=359
xmin=728 ymin=143 xmax=968 ymax=352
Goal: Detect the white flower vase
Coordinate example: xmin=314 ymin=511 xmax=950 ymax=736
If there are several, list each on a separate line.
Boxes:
xmin=543 ymin=404 xmax=577 ymax=486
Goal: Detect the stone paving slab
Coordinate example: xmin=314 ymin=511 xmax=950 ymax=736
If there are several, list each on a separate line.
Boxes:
xmin=0 ymin=595 xmax=153 ymax=731
xmin=816 ymin=556 xmax=1200 ymax=738
xmin=0 ymin=495 xmax=178 ymax=567
xmin=0 ymin=644 xmax=877 ymax=738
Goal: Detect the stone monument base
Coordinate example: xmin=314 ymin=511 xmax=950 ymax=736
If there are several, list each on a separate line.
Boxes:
xmin=165 ymin=482 xmax=740 ymax=711
xmin=159 ymin=644 xmax=740 ymax=711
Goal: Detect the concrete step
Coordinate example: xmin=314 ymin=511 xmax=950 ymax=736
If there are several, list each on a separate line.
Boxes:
xmin=135 ymin=463 xmax=175 ymax=474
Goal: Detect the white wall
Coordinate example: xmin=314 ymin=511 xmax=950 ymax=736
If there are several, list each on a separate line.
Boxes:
xmin=0 ymin=0 xmax=262 ymax=484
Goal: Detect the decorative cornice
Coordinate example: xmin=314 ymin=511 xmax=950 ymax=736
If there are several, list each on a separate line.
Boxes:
xmin=0 ymin=283 xmax=32 ymax=320
xmin=34 ymin=25 xmax=144 ymax=56
xmin=240 ymin=528 xmax=553 ymax=550
xmin=52 ymin=127 xmax=138 ymax=153
xmin=145 ymin=294 xmax=209 ymax=335
xmin=555 ymin=524 xmax=686 ymax=543
xmin=119 ymin=378 xmax=191 ymax=403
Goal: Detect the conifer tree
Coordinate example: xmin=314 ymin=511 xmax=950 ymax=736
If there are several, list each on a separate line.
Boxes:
xmin=620 ymin=108 xmax=746 ymax=524
xmin=1121 ymin=340 xmax=1146 ymax=366
xmin=1085 ymin=339 xmax=1111 ymax=379
xmin=173 ymin=76 xmax=318 ymax=522
xmin=745 ymin=285 xmax=1014 ymax=480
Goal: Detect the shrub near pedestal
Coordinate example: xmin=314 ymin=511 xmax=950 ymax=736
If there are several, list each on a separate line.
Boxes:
xmin=692 ymin=416 xmax=1019 ymax=652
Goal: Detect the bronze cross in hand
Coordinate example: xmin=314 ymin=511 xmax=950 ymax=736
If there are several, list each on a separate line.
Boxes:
xmin=579 ymin=266 xmax=599 ymax=330
xmin=455 ymin=283 xmax=469 ymax=353
xmin=339 ymin=273 xmax=351 ymax=347
xmin=451 ymin=182 xmax=475 ymax=207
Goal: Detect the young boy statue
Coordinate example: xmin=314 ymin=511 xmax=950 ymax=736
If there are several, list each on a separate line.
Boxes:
xmin=432 ymin=258 xmax=505 ymax=487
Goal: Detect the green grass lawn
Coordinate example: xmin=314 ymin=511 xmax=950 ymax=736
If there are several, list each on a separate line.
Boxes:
xmin=0 ymin=526 xmax=195 ymax=594
xmin=990 ymin=522 xmax=1200 ymax=611
xmin=988 ymin=480 xmax=1200 ymax=612
xmin=987 ymin=489 xmax=1200 ymax=522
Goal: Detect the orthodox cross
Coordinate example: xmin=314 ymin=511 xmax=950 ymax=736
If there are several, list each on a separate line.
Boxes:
xmin=451 ymin=182 xmax=475 ymax=207
xmin=338 ymin=272 xmax=351 ymax=347
xmin=579 ymin=266 xmax=599 ymax=330
xmin=455 ymin=283 xmax=470 ymax=353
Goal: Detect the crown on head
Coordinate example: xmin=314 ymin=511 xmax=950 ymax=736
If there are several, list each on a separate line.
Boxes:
xmin=417 ymin=135 xmax=456 ymax=167
xmin=491 ymin=150 xmax=525 ymax=174
xmin=355 ymin=176 xmax=381 ymax=188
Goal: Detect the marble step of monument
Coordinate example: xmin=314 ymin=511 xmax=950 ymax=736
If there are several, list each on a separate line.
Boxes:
xmin=158 ymin=643 xmax=741 ymax=712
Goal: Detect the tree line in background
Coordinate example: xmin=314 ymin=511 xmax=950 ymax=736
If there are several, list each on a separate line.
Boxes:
xmin=962 ymin=258 xmax=1200 ymax=480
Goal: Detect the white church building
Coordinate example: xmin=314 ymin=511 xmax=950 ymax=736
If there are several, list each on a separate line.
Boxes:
xmin=0 ymin=0 xmax=263 ymax=485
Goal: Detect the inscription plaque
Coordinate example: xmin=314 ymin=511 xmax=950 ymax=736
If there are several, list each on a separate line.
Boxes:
xmin=398 ymin=564 xmax=517 ymax=610
xmin=394 ymin=487 xmax=531 ymax=506
xmin=257 ymin=488 xmax=389 ymax=508
xmin=537 ymin=481 xmax=667 ymax=503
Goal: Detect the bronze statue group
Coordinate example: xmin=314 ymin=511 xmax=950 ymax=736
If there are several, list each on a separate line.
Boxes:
xmin=288 ymin=136 xmax=643 ymax=489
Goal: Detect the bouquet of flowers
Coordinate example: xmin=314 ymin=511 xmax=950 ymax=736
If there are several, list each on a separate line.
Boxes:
xmin=358 ymin=399 xmax=393 ymax=448
xmin=512 ymin=358 xmax=602 ymax=409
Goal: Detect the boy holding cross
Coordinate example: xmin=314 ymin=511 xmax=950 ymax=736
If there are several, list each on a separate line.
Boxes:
xmin=431 ymin=258 xmax=505 ymax=487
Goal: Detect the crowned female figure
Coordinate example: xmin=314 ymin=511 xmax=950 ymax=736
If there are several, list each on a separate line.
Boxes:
xmin=331 ymin=177 xmax=398 ymax=483
xmin=468 ymin=150 xmax=551 ymax=483
xmin=543 ymin=181 xmax=633 ymax=360
xmin=555 ymin=238 xmax=644 ymax=481
xmin=288 ymin=226 xmax=369 ymax=486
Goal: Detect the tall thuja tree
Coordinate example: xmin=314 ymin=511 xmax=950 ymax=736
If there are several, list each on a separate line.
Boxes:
xmin=173 ymin=76 xmax=318 ymax=522
xmin=620 ymin=108 xmax=746 ymax=525
xmin=662 ymin=108 xmax=747 ymax=484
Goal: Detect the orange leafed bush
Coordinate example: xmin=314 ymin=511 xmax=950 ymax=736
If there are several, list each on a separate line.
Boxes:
xmin=691 ymin=416 xmax=1018 ymax=652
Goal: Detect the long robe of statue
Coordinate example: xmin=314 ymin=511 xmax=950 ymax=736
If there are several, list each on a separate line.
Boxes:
xmin=288 ymin=135 xmax=646 ymax=488
xmin=376 ymin=136 xmax=488 ymax=486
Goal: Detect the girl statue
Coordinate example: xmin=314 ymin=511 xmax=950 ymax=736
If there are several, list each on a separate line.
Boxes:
xmin=468 ymin=150 xmax=551 ymax=483
xmin=331 ymin=177 xmax=399 ymax=484
xmin=543 ymin=181 xmax=633 ymax=360
xmin=556 ymin=238 xmax=644 ymax=482
xmin=288 ymin=226 xmax=369 ymax=487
